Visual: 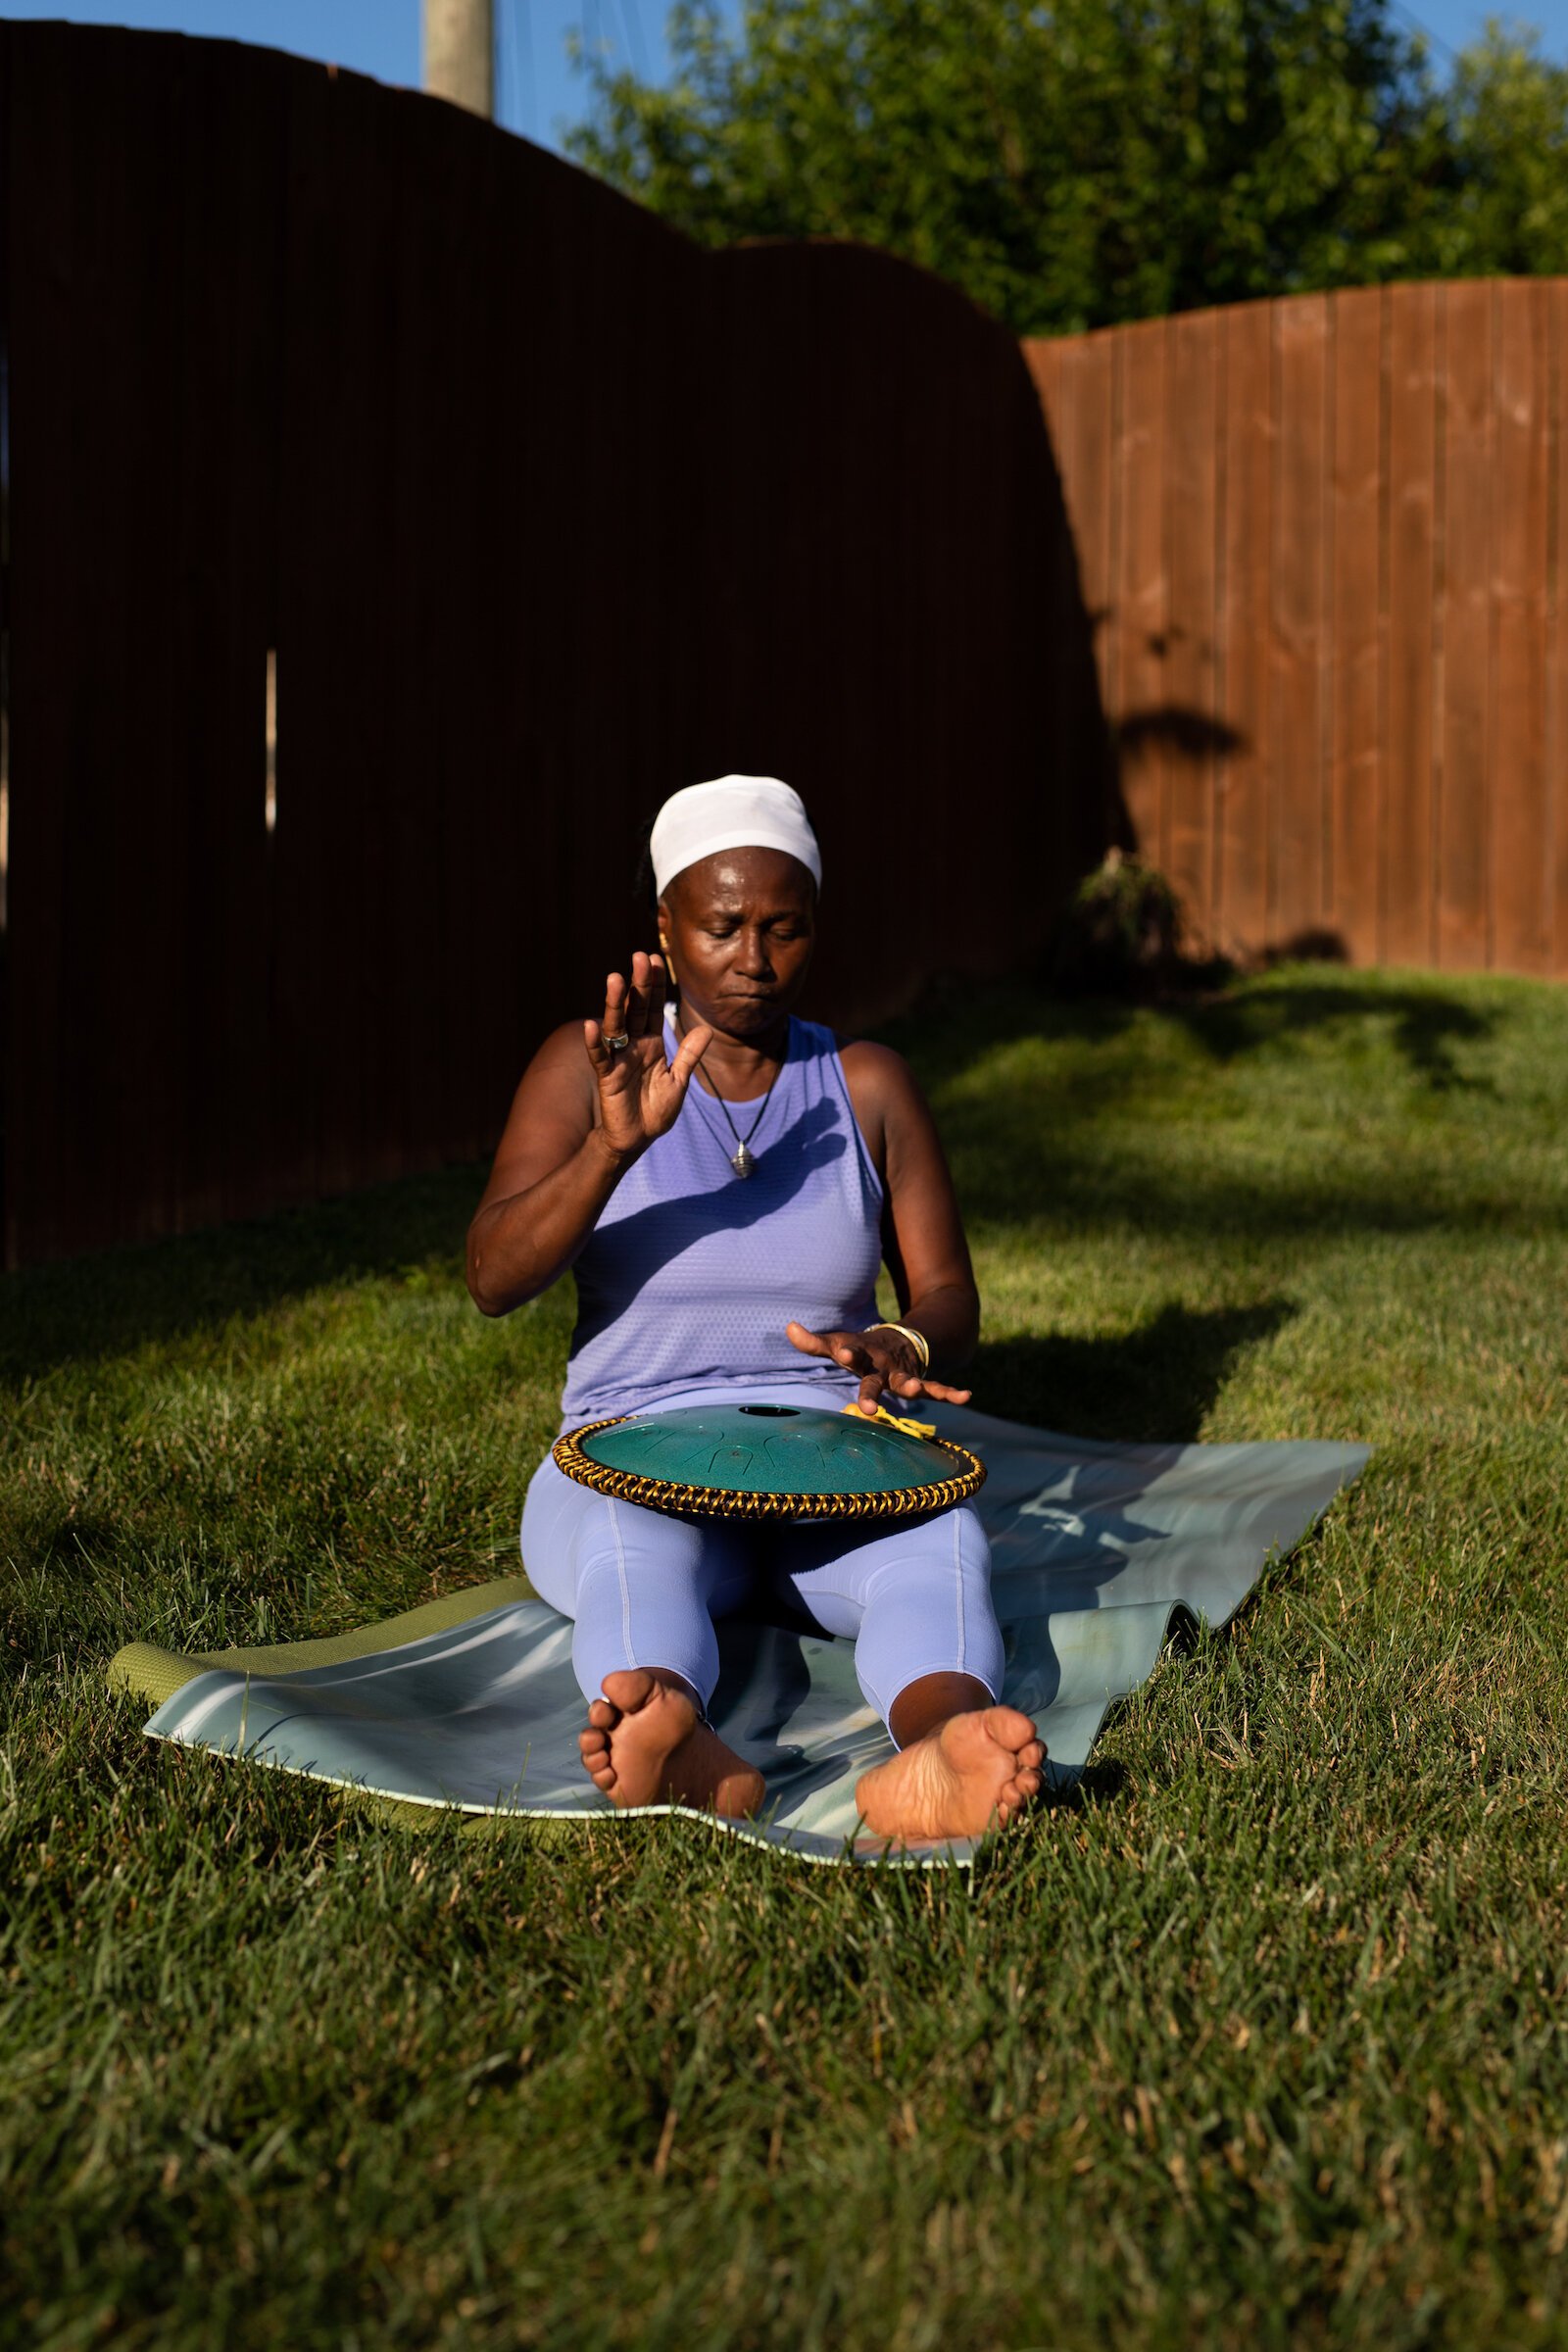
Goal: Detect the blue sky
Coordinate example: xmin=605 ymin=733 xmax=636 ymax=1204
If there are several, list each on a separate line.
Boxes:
xmin=1 ymin=0 xmax=1563 ymax=156
xmin=0 ymin=1 xmax=708 ymax=149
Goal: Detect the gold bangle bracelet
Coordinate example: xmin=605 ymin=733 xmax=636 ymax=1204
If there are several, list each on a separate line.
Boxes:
xmin=865 ymin=1319 xmax=930 ymax=1371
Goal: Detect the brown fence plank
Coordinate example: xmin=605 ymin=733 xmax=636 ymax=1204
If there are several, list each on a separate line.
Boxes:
xmin=1026 ymin=339 xmax=1065 ymax=440
xmin=1271 ymin=294 xmax=1330 ymax=949
xmin=170 ymin=40 xmax=286 ymax=1229
xmin=1489 ymin=280 xmax=1551 ymax=973
xmin=1436 ymin=279 xmax=1494 ymax=969
xmin=1114 ymin=319 xmax=1169 ymax=866
xmin=1327 ymin=287 xmax=1385 ymax=964
xmin=276 ymin=64 xmax=403 ymax=1204
xmin=270 ymin=57 xmax=338 ymax=1213
xmin=382 ymin=82 xmax=454 ymax=1174
xmin=18 ymin=27 xmax=193 ymax=1254
xmin=1551 ymin=280 xmax=1568 ymax=978
xmin=1164 ymin=309 xmax=1220 ymax=942
xmin=1382 ymin=282 xmax=1439 ymax=965
xmin=1024 ymin=335 xmax=1076 ymax=862
xmin=1027 ymin=332 xmax=1120 ymax=864
xmin=1214 ymin=300 xmax=1272 ymax=955
xmin=1061 ymin=334 xmax=1119 ymax=827
xmin=2 ymin=24 xmax=70 ymax=1264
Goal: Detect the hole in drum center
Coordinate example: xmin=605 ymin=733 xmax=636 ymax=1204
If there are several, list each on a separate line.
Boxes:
xmin=737 ymin=1404 xmax=800 ymax=1417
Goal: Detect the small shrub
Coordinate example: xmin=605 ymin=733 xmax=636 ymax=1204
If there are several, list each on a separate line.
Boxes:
xmin=1049 ymin=847 xmax=1185 ymax=996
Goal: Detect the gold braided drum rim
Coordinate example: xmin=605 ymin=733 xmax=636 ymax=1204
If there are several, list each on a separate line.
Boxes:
xmin=552 ymin=1414 xmax=988 ymax=1523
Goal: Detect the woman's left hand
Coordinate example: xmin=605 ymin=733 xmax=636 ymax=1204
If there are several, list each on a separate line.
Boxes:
xmin=784 ymin=1322 xmax=973 ymax=1418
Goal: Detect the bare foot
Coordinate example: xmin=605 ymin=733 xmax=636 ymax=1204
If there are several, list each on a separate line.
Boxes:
xmin=577 ymin=1669 xmax=766 ymax=1818
xmin=855 ymin=1706 xmax=1046 ymax=1842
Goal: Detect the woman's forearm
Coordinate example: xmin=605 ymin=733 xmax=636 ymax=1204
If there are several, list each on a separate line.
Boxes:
xmin=895 ymin=1283 xmax=980 ymax=1376
xmin=466 ymin=1129 xmax=636 ymax=1316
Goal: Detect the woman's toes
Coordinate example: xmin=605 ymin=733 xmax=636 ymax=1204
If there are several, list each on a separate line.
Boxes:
xmin=988 ymin=1705 xmax=1037 ymax=1750
xmin=586 ymin=1697 xmax=619 ymax=1733
xmin=578 ymin=1725 xmax=610 ymax=1760
xmin=995 ymin=1773 xmax=1042 ymax=1820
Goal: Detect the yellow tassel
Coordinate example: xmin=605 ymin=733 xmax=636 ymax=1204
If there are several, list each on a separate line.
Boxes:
xmin=844 ymin=1402 xmax=937 ymax=1442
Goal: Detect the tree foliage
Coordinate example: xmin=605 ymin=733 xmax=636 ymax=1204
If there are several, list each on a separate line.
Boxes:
xmin=1446 ymin=21 xmax=1568 ymax=276
xmin=565 ymin=1 xmax=1568 ymax=333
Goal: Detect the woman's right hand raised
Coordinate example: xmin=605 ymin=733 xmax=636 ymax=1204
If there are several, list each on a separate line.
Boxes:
xmin=584 ymin=953 xmax=711 ymax=1162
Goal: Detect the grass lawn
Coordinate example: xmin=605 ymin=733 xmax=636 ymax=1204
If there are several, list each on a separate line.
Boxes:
xmin=3 ymin=962 xmax=1567 ymax=2350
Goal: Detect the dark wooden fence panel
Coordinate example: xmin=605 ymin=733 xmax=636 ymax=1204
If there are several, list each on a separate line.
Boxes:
xmin=2 ymin=24 xmax=1099 ymax=1264
xmin=1026 ymin=277 xmax=1568 ymax=975
xmin=5 ymin=32 xmax=289 ymax=1259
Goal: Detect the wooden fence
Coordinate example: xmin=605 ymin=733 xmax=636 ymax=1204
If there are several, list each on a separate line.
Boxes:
xmin=1026 ymin=280 xmax=1568 ymax=973
xmin=7 ymin=25 xmax=1565 ymax=1268
xmin=0 ymin=25 xmax=1100 ymax=1264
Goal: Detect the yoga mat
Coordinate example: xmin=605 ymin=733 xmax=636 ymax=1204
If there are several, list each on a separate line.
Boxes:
xmin=110 ymin=1403 xmax=1368 ymax=1866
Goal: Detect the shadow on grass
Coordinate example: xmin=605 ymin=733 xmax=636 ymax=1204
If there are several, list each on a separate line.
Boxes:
xmin=923 ymin=973 xmax=1543 ymax=1242
xmin=0 ymin=969 xmax=1525 ymax=1384
xmin=1169 ymin=981 xmax=1496 ymax=1092
xmin=971 ymin=1302 xmax=1296 ymax=1445
xmin=0 ymin=1162 xmax=486 ymax=1385
xmin=893 ymin=968 xmax=1499 ymax=1095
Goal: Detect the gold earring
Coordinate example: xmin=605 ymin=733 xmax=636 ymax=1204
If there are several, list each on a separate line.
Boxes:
xmin=659 ymin=932 xmax=677 ymax=985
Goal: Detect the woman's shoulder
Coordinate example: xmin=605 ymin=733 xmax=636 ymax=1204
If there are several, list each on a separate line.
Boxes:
xmin=531 ymin=1017 xmax=600 ymax=1077
xmin=830 ymin=1034 xmax=931 ymax=1152
xmin=833 ymin=1034 xmax=918 ymax=1091
xmin=511 ymin=1019 xmax=599 ymax=1121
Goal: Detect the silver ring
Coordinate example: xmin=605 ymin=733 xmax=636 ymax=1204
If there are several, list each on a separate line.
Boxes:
xmin=604 ymin=1031 xmax=631 ymax=1054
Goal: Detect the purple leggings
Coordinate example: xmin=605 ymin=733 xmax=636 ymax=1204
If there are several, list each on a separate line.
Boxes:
xmin=521 ymin=1446 xmax=1003 ymax=1733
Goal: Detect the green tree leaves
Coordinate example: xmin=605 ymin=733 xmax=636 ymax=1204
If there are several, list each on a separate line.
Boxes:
xmin=565 ymin=1 xmax=1567 ymax=333
xmin=1446 ymin=21 xmax=1568 ymax=276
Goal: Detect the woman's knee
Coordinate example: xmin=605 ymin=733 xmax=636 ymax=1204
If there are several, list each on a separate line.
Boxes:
xmin=785 ymin=1502 xmax=993 ymax=1613
xmin=522 ymin=1460 xmax=753 ymax=1620
xmin=823 ymin=1506 xmax=1003 ymax=1722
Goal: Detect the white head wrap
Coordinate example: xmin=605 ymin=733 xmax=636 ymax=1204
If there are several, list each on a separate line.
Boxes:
xmin=650 ymin=774 xmax=821 ymax=901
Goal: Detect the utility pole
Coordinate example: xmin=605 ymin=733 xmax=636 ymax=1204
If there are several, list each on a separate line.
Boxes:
xmin=422 ymin=0 xmax=495 ymax=119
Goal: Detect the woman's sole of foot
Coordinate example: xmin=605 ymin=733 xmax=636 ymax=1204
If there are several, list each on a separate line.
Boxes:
xmin=855 ymin=1706 xmax=1046 ymax=1842
xmin=578 ymin=1668 xmax=765 ymax=1818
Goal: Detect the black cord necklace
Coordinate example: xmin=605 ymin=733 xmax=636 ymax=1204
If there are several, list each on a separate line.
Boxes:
xmin=678 ymin=1014 xmax=785 ymax=1179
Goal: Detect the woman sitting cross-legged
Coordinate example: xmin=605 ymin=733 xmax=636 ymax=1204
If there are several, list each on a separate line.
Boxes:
xmin=466 ymin=774 xmax=1044 ymax=1841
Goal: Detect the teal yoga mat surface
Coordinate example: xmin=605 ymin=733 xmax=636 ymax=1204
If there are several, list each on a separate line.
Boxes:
xmin=124 ymin=1402 xmax=1368 ymax=1865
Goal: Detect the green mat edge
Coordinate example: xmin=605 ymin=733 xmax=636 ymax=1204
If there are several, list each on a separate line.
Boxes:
xmin=107 ymin=1575 xmax=537 ymax=1711
xmin=147 ymin=1748 xmax=952 ymax=1868
xmin=113 ymin=1580 xmax=967 ymax=1866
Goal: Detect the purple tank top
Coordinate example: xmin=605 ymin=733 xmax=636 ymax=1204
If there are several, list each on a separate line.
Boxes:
xmin=561 ymin=1015 xmax=885 ymax=1421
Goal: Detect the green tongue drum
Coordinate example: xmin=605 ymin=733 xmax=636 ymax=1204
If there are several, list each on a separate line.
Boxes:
xmin=553 ymin=1402 xmax=986 ymax=1523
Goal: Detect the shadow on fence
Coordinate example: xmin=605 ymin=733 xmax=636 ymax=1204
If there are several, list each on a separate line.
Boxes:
xmin=0 ymin=24 xmax=1119 ymax=1267
xmin=1026 ymin=280 xmax=1568 ymax=980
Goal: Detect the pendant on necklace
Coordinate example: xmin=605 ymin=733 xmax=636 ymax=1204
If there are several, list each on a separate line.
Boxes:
xmin=731 ymin=1145 xmax=756 ymax=1179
